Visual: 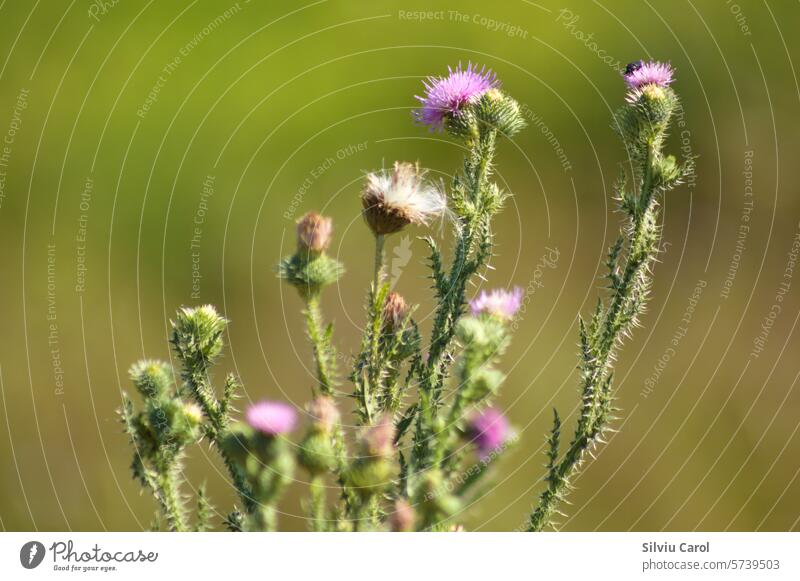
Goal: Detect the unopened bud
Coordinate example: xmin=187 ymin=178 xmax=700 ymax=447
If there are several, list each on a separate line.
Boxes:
xmin=306 ymin=396 xmax=340 ymax=433
xmin=361 ymin=414 xmax=395 ymax=458
xmin=296 ymin=211 xmax=333 ymax=254
xmin=383 ymin=292 xmax=410 ymax=330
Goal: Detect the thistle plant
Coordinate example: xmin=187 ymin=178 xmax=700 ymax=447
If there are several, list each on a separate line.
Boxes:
xmin=528 ymin=60 xmax=692 ymax=531
xmin=120 ymin=60 xmax=690 ymax=532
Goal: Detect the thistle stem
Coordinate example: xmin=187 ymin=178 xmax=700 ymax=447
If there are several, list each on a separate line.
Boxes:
xmin=309 ymin=476 xmax=326 ymax=532
xmin=373 ymin=234 xmax=385 ymax=289
xmin=304 ymin=296 xmax=334 ymax=396
xmin=529 ymin=141 xmax=661 ymax=532
xmin=158 ymin=464 xmax=188 ymax=532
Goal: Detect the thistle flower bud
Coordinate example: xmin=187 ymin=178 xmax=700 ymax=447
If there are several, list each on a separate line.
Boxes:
xmin=361 ymin=414 xmax=395 ymax=458
xmin=361 ymin=162 xmax=446 ymax=236
xmin=298 ymin=431 xmax=336 ymax=476
xmin=473 ymin=89 xmax=526 ymax=137
xmin=296 ymin=211 xmax=333 ymax=254
xmin=383 ymin=291 xmax=410 ymax=331
xmin=347 ymin=415 xmax=397 ymax=499
xmin=305 ymin=396 xmax=339 ymax=433
xmin=171 ymin=305 xmax=228 ymax=364
xmin=128 ymin=359 xmax=173 ymax=399
xmin=389 ymin=498 xmax=416 ymax=532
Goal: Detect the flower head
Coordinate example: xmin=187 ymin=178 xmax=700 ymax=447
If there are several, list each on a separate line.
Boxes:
xmin=467 ymin=407 xmax=510 ymax=457
xmin=414 ymin=62 xmax=499 ymax=131
xmin=383 ymin=291 xmax=410 ymax=330
xmin=469 ymin=287 xmax=523 ymax=320
xmin=305 ymin=396 xmax=339 ymax=433
xmin=296 ymin=211 xmax=333 ymax=253
xmin=623 ymin=60 xmax=674 ymax=89
xmin=246 ymin=401 xmax=298 ymax=436
xmin=361 ymin=414 xmax=395 ymax=458
xmin=362 ymin=162 xmax=447 ymax=235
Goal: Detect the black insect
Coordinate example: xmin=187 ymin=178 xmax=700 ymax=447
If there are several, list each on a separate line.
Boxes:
xmin=624 ymin=61 xmax=644 ymax=75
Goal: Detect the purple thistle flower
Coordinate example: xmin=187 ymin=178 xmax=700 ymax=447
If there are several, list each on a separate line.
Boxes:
xmin=623 ymin=60 xmax=674 ymax=89
xmin=246 ymin=401 xmax=297 ymax=436
xmin=467 ymin=407 xmax=510 ymax=457
xmin=469 ymin=286 xmax=523 ymax=320
xmin=414 ymin=62 xmax=499 ymax=131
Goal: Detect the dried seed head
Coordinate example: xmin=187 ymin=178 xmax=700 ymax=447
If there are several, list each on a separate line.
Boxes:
xmin=361 ymin=162 xmax=446 ymax=236
xmin=296 ymin=211 xmax=333 ymax=253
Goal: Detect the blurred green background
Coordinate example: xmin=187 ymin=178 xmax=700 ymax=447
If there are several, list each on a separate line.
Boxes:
xmin=0 ymin=0 xmax=798 ymax=531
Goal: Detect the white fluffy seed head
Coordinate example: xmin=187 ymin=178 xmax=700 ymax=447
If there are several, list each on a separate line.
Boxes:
xmin=361 ymin=161 xmax=447 ymax=235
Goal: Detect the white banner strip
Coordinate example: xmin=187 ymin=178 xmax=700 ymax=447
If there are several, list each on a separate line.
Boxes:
xmin=1 ymin=532 xmax=798 ymax=580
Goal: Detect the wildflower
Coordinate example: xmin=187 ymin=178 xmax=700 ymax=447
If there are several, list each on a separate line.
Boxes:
xmin=623 ymin=60 xmax=673 ymax=89
xmin=383 ymin=291 xmax=410 ymax=330
xmin=246 ymin=401 xmax=298 ymax=436
xmin=414 ymin=62 xmax=498 ymax=131
xmin=467 ymin=407 xmax=510 ymax=457
xmin=305 ymin=396 xmax=339 ymax=433
xmin=361 ymin=162 xmax=446 ymax=236
xmin=296 ymin=211 xmax=333 ymax=254
xmin=469 ymin=287 xmax=523 ymax=320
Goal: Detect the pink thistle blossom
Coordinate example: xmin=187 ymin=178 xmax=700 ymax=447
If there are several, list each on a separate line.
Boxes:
xmin=469 ymin=287 xmax=523 ymax=320
xmin=246 ymin=401 xmax=298 ymax=436
xmin=623 ymin=60 xmax=674 ymax=89
xmin=414 ymin=62 xmax=499 ymax=131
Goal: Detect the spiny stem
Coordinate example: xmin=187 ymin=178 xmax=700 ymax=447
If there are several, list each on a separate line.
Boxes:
xmin=373 ymin=234 xmax=385 ymax=289
xmin=309 ymin=476 xmax=326 ymax=532
xmin=158 ymin=463 xmax=188 ymax=532
xmin=304 ymin=296 xmax=334 ymax=396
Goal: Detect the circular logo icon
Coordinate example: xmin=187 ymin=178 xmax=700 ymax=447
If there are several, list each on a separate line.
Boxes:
xmin=20 ymin=541 xmax=46 ymax=569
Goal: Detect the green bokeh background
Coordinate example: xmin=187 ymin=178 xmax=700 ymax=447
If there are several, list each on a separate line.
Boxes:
xmin=0 ymin=0 xmax=798 ymax=531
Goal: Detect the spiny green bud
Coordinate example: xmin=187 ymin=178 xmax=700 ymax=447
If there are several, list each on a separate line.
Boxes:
xmin=278 ymin=252 xmax=344 ymax=299
xmin=151 ymin=398 xmax=201 ymax=447
xmin=298 ymin=431 xmax=336 ymax=476
xmin=347 ymin=415 xmax=397 ymax=499
xmin=473 ymin=89 xmax=526 ymax=138
xmin=171 ymin=305 xmax=228 ymax=364
xmin=128 ymin=360 xmax=173 ymax=400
